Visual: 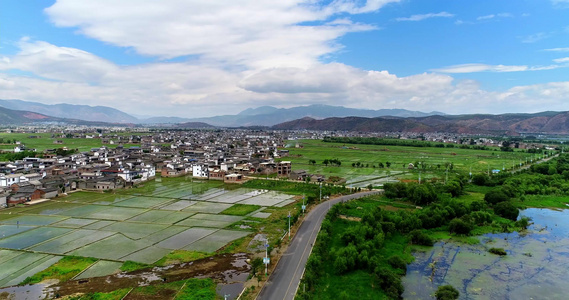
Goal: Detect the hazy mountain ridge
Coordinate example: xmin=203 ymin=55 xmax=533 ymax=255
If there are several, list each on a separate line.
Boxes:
xmin=0 ymin=99 xmax=138 ymax=123
xmin=186 ymin=104 xmax=445 ymax=127
xmin=0 ymin=106 xmax=129 ymax=126
xmin=273 ymin=112 xmax=569 ymax=134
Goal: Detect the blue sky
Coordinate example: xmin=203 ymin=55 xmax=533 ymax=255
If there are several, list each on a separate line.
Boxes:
xmin=1 ymin=0 xmax=568 ymax=117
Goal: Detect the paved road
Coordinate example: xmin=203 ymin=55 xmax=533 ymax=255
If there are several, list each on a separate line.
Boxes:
xmin=256 ymin=191 xmax=381 ymax=300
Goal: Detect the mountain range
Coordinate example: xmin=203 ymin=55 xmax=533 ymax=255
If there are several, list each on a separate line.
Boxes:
xmin=272 ymin=111 xmax=569 ymax=135
xmin=3 ymin=98 xmax=569 ymax=135
xmin=0 ymin=99 xmax=444 ymax=126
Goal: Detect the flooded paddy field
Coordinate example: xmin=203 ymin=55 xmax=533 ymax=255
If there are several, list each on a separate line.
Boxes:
xmin=403 ymin=208 xmax=569 ymax=300
xmin=0 ymin=176 xmax=295 ymax=293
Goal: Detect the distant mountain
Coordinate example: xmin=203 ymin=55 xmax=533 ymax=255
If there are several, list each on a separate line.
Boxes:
xmin=272 ymin=111 xmax=569 ymax=135
xmin=139 ymin=116 xmax=193 ymax=124
xmin=174 ymin=122 xmax=216 ymax=129
xmin=0 ymin=106 xmax=58 ymax=125
xmin=0 ymin=99 xmax=138 ymax=123
xmin=185 ymin=104 xmax=445 ymax=127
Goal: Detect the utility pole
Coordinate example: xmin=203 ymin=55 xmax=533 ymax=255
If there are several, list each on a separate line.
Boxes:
xmin=264 ymin=238 xmax=269 ymax=275
xmin=319 ymin=182 xmax=322 ymax=202
xmin=302 ymin=195 xmax=305 ymax=215
xmin=288 ymin=211 xmax=291 ymax=240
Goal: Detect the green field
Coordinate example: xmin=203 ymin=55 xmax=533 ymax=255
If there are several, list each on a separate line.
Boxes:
xmin=283 ymin=139 xmax=541 ymax=186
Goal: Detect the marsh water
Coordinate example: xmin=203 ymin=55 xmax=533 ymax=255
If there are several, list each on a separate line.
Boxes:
xmin=402 ymin=208 xmax=569 ymax=299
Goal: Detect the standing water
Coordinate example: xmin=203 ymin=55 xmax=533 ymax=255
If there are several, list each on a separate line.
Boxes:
xmin=403 ymin=209 xmax=569 ymax=299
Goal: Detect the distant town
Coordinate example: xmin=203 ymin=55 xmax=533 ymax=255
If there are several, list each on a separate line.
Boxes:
xmin=0 ymin=126 xmax=561 ymax=208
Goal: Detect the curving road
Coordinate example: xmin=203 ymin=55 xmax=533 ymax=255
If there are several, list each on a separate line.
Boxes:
xmin=256 ymin=191 xmax=381 ymax=300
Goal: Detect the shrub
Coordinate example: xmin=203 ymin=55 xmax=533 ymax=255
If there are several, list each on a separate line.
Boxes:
xmin=494 ymin=201 xmax=519 ymax=221
xmin=387 ymin=255 xmax=408 ymax=274
xmin=374 ymin=267 xmax=403 ymax=299
xmin=409 ymin=230 xmax=434 ymax=246
xmin=488 ymin=247 xmax=507 ymax=256
xmin=435 ymin=285 xmax=460 ymax=300
xmin=448 ymin=218 xmax=473 ymax=235
xmin=484 ymin=190 xmax=509 ymax=205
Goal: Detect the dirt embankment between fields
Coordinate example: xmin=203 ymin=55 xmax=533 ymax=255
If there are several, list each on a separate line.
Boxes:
xmin=45 ymin=253 xmax=250 ymax=298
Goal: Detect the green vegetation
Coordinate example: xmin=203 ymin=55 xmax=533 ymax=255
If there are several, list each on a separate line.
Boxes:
xmin=129 ymin=280 xmax=185 ymax=298
xmin=220 ymin=204 xmax=261 ymax=216
xmin=175 ymin=278 xmax=218 ymax=300
xmin=488 ymin=247 xmax=507 ymax=256
xmin=155 ymin=250 xmax=212 ymax=266
xmin=120 ymin=260 xmax=151 ymax=272
xmin=65 ymin=288 xmax=131 ymax=300
xmin=20 ymin=256 xmax=97 ymax=285
xmin=435 ymin=285 xmax=460 ymax=300
xmin=287 ymin=139 xmax=534 ymax=178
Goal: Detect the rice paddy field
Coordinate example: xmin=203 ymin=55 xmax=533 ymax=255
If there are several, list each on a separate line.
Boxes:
xmin=0 ymin=176 xmax=296 ymax=287
xmin=285 ymin=139 xmax=539 ymax=186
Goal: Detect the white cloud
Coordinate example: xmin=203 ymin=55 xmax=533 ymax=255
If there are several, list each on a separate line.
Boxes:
xmin=395 ymin=12 xmax=454 ymax=22
xmin=44 ymin=0 xmax=397 ymax=69
xmin=433 ymin=62 xmax=568 ymax=74
xmin=477 ymin=14 xmax=495 ymax=21
xmin=0 ymin=38 xmax=117 ymax=82
xmin=521 ymin=32 xmax=549 ymax=43
xmin=432 ymin=64 xmax=528 ymax=73
xmin=551 ymin=0 xmax=569 ymax=8
xmin=477 ymin=13 xmax=512 ymax=21
xmin=544 ymin=47 xmax=569 ymax=52
xmin=553 ymin=57 xmax=569 ymax=63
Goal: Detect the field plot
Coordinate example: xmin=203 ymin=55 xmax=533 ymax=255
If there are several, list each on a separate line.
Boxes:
xmin=30 ymin=229 xmax=115 ymax=254
xmin=75 ymin=260 xmax=122 ymax=280
xmin=0 ymin=226 xmax=73 ymax=250
xmin=86 ymin=206 xmax=148 ymax=221
xmin=182 ymin=201 xmax=233 ymax=214
xmin=69 ymin=234 xmax=149 ymax=260
xmin=0 ymin=176 xmax=297 ymax=287
xmin=158 ymin=200 xmax=196 ymax=211
xmin=0 ymin=215 xmax=67 ymax=226
xmin=100 ymin=222 xmax=169 ymax=239
xmin=157 ymin=227 xmax=217 ymax=249
xmin=0 ymin=251 xmax=62 ymax=287
xmin=206 ymin=190 xmax=254 ymax=204
xmin=0 ymin=225 xmax=36 ymax=238
xmin=113 ymin=196 xmax=173 ymax=209
xmin=184 ymin=230 xmax=250 ymax=252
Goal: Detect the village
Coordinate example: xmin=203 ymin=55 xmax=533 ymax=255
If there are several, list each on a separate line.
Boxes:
xmin=0 ymin=127 xmax=555 ymax=208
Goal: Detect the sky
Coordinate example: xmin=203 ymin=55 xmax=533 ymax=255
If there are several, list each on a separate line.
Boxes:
xmin=0 ymin=0 xmax=568 ymax=118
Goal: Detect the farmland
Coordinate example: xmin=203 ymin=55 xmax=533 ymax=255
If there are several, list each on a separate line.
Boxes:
xmin=0 ymin=176 xmax=298 ymax=288
xmin=283 ymin=139 xmax=541 ymax=186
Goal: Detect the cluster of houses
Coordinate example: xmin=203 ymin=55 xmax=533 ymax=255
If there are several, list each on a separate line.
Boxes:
xmin=0 ymin=129 xmax=302 ymax=208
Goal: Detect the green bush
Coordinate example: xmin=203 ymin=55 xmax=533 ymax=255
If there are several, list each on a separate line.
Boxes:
xmin=387 ymin=255 xmax=408 ymax=274
xmin=409 ymin=230 xmax=434 ymax=246
xmin=435 ymin=285 xmax=460 ymax=300
xmin=448 ymin=218 xmax=473 ymax=235
xmin=484 ymin=190 xmax=509 ymax=205
xmin=488 ymin=247 xmax=507 ymax=256
xmin=494 ymin=201 xmax=519 ymax=221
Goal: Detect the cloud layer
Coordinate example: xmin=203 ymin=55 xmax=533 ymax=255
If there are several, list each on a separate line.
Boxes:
xmin=0 ymin=0 xmax=568 ymax=118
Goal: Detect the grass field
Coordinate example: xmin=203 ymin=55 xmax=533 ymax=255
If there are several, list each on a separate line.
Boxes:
xmin=0 ymin=132 xmax=144 ymax=153
xmin=283 ymin=139 xmax=538 ymax=186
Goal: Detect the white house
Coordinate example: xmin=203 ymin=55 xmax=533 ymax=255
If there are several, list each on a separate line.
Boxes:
xmin=0 ymin=173 xmax=23 ymax=187
xmin=192 ymin=165 xmax=209 ymax=178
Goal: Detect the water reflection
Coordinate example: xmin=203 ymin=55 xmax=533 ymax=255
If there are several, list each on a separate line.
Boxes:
xmin=403 ymin=209 xmax=569 ymax=300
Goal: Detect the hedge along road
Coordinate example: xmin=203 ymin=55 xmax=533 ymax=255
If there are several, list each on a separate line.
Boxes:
xmin=256 ymin=190 xmax=382 ymax=300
